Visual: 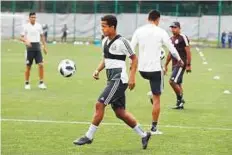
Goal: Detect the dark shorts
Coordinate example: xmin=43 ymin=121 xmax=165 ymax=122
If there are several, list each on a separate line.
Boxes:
xmin=170 ymin=66 xmax=185 ymax=84
xmin=140 ymin=71 xmax=163 ymax=95
xmin=98 ymin=80 xmax=128 ymax=110
xmin=25 ymin=43 xmax=43 ymax=66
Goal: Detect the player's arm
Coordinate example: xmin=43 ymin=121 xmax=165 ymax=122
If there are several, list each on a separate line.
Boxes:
xmin=93 ymin=59 xmax=105 ymax=80
xmin=122 ymin=38 xmax=138 ymax=90
xmin=129 ymin=54 xmax=138 ymax=90
xmin=183 ymin=36 xmax=192 ymax=73
xmin=40 ymin=26 xmax=48 ymax=55
xmin=164 ymin=52 xmax=172 ymax=75
xmin=20 ymin=35 xmax=31 ymax=47
xmin=162 ymin=31 xmax=183 ymax=67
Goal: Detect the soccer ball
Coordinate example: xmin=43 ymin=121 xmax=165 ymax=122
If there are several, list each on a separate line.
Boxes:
xmin=58 ymin=59 xmax=76 ymax=77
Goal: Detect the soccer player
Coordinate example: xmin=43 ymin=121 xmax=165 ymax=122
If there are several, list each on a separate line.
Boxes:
xmin=131 ymin=10 xmax=183 ymax=134
xmin=61 ymin=24 xmax=68 ymax=42
xmin=20 ymin=12 xmax=47 ymax=90
xmin=73 ymin=15 xmax=151 ymax=149
xmin=164 ymin=22 xmax=192 ymax=109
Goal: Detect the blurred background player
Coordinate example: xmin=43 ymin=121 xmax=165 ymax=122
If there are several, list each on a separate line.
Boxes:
xmin=164 ymin=22 xmax=192 ymax=109
xmin=228 ymin=31 xmax=232 ymax=48
xmin=42 ymin=24 xmax=48 ymax=43
xmin=131 ymin=10 xmax=183 ymax=135
xmin=221 ymin=31 xmax=226 ymax=48
xmin=61 ymin=24 xmax=68 ymax=42
xmin=73 ymin=15 xmax=151 ymax=149
xmin=20 ymin=12 xmax=48 ymax=90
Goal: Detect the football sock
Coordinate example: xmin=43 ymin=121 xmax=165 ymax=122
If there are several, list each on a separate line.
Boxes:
xmin=85 ymin=124 xmax=98 ymax=140
xmin=39 ymin=80 xmax=44 ymax=84
xmin=25 ymin=81 xmax=29 ymax=85
xmin=176 ymin=93 xmax=183 ymax=101
xmin=133 ymin=124 xmax=147 ymax=138
xmin=151 ymin=121 xmax=157 ymax=131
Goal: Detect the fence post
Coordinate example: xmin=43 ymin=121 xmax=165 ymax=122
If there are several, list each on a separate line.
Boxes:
xmin=217 ymin=0 xmax=222 ymax=47
xmin=156 ymin=3 xmax=159 ymax=11
xmin=94 ymin=0 xmax=97 ymax=40
xmin=135 ymin=2 xmax=139 ymax=30
xmin=197 ymin=4 xmax=201 ymax=43
xmin=73 ymin=1 xmax=77 ymax=42
xmin=53 ymin=0 xmax=56 ymax=41
xmin=176 ymin=3 xmax=179 ymax=18
xmin=11 ymin=0 xmax=16 ymax=39
xmin=115 ymin=0 xmax=118 ymax=14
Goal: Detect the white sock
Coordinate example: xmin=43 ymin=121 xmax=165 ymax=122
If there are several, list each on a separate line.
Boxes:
xmin=85 ymin=124 xmax=98 ymax=140
xmin=133 ymin=124 xmax=147 ymax=138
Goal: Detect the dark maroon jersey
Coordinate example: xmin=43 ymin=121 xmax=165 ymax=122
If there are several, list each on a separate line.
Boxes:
xmin=170 ymin=34 xmax=189 ymax=67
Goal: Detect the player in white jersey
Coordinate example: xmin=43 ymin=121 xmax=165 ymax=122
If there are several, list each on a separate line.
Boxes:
xmin=131 ymin=10 xmax=184 ymax=135
xmin=20 ymin=12 xmax=48 ymax=90
xmin=73 ymin=15 xmax=151 ymax=149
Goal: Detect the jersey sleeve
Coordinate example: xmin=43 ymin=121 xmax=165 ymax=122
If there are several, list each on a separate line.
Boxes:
xmin=39 ymin=24 xmax=43 ymax=35
xmin=130 ymin=30 xmax=138 ymax=52
xmin=120 ymin=38 xmax=135 ymax=57
xmin=182 ymin=34 xmax=190 ymax=47
xmin=162 ymin=30 xmax=181 ymax=61
xmin=20 ymin=24 xmax=26 ymax=36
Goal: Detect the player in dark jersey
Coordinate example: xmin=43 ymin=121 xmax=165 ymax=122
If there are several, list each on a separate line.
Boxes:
xmin=164 ymin=22 xmax=192 ymax=109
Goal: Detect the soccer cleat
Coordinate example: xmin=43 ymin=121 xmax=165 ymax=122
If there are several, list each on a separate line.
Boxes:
xmin=150 ymin=128 xmax=163 ymax=135
xmin=24 ymin=84 xmax=31 ymax=90
xmin=172 ymin=99 xmax=185 ymax=110
xmin=38 ymin=83 xmax=47 ymax=89
xmin=73 ymin=136 xmax=93 ymax=145
xmin=142 ymin=132 xmax=151 ymax=149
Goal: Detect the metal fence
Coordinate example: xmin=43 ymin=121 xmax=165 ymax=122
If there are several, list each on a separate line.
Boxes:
xmin=1 ymin=1 xmax=232 ymax=47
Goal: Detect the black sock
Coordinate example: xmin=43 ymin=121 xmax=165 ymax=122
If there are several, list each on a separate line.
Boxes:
xmin=176 ymin=94 xmax=183 ymax=101
xmin=151 ymin=121 xmax=157 ymax=131
xmin=39 ymin=80 xmax=43 ymax=84
xmin=25 ymin=81 xmax=29 ymax=85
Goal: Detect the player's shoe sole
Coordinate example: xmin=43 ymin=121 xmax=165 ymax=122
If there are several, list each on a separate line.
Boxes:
xmin=24 ymin=85 xmax=31 ymax=90
xmin=172 ymin=106 xmax=184 ymax=110
xmin=142 ymin=132 xmax=151 ymax=149
xmin=151 ymin=130 xmax=163 ymax=135
xmin=73 ymin=136 xmax=93 ymax=145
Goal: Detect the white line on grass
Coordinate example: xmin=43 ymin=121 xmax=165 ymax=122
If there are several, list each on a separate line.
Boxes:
xmin=1 ymin=118 xmax=232 ymax=131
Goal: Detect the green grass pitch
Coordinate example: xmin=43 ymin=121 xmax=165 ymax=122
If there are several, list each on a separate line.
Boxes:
xmin=1 ymin=40 xmax=232 ymax=155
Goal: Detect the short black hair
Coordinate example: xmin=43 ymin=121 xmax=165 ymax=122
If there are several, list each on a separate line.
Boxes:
xmin=29 ymin=12 xmax=36 ymax=16
xmin=148 ymin=10 xmax=160 ymax=21
xmin=101 ymin=15 xmax=117 ymax=29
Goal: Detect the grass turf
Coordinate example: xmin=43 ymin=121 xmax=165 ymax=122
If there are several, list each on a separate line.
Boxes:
xmin=1 ymin=40 xmax=232 ymax=155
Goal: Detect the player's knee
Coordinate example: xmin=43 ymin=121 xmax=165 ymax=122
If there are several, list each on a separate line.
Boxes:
xmin=169 ymin=80 xmax=175 ymax=86
xmin=38 ymin=63 xmax=44 ymax=68
xmin=114 ymin=109 xmax=126 ymax=119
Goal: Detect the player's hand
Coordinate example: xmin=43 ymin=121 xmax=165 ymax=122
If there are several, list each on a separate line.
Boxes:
xmin=42 ymin=46 xmax=48 ymax=55
xmin=128 ymin=77 xmax=135 ymax=90
xmin=177 ymin=59 xmax=184 ymax=67
xmin=186 ymin=65 xmax=192 ymax=74
xmin=93 ymin=70 xmax=100 ymax=80
xmin=25 ymin=40 xmax=32 ymax=47
xmin=163 ymin=66 xmax=168 ymax=75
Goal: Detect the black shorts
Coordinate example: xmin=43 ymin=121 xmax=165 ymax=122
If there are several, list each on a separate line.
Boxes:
xmin=25 ymin=43 xmax=43 ymax=66
xmin=170 ymin=66 xmax=185 ymax=84
xmin=140 ymin=71 xmax=163 ymax=95
xmin=98 ymin=80 xmax=128 ymax=110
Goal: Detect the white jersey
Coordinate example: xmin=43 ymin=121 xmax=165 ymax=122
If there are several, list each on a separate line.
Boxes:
xmin=131 ymin=24 xmax=180 ymax=72
xmin=102 ymin=35 xmax=135 ymax=83
xmin=21 ymin=22 xmax=43 ymax=43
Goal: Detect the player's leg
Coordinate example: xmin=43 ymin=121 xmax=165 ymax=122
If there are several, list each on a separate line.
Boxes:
xmin=73 ymin=81 xmax=117 ymax=146
xmin=111 ymin=82 xmax=151 ymax=149
xmin=35 ymin=50 xmax=47 ymax=89
xmin=149 ymin=71 xmax=164 ymax=134
xmin=113 ymin=107 xmax=151 ymax=149
xmin=169 ymin=67 xmax=185 ymax=109
xmin=24 ymin=50 xmax=34 ymax=90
